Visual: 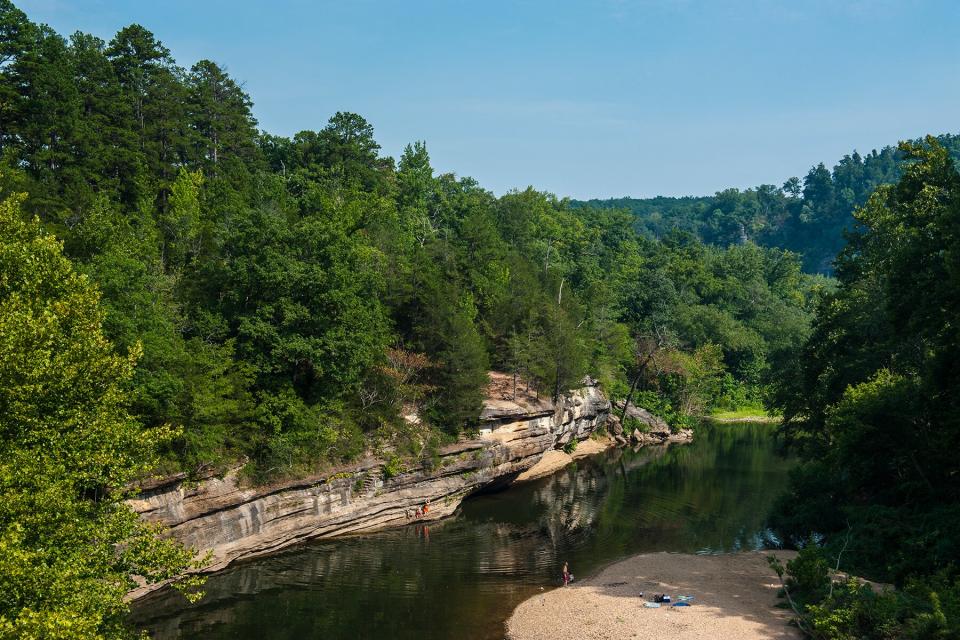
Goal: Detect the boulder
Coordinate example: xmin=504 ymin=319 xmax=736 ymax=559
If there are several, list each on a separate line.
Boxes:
xmin=614 ymin=401 xmax=670 ymax=433
xmin=608 ymin=416 xmax=624 ymax=436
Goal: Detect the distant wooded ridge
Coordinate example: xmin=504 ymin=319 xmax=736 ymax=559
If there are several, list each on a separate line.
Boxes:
xmin=572 ymin=133 xmax=960 ymax=274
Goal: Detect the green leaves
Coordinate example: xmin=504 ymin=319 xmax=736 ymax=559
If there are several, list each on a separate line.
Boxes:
xmin=0 ymin=193 xmax=199 ymax=638
xmin=0 ymin=4 xmax=853 ymax=633
xmin=0 ymin=1 xmax=825 ymax=482
xmin=772 ymin=139 xmax=960 ymax=592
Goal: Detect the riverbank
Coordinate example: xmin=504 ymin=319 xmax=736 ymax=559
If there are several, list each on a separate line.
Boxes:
xmin=131 ymin=421 xmax=791 ymax=639
xmin=515 ymin=421 xmax=696 ymax=483
xmin=707 ymin=415 xmax=781 ymax=424
xmin=507 ymin=551 xmax=800 ymax=640
xmin=126 ymin=377 xmax=613 ymax=601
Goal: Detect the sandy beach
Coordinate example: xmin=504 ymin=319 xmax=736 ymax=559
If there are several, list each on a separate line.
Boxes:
xmin=507 ymin=551 xmax=800 ymax=640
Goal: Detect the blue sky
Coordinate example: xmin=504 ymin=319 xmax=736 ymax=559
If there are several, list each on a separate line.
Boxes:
xmin=19 ymin=0 xmax=960 ymax=199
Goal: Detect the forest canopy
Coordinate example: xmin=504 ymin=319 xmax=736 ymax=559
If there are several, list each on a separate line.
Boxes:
xmin=0 ymin=191 xmax=202 ymax=638
xmin=0 ymin=0 xmax=820 ymax=480
xmin=763 ymin=138 xmax=960 ymax=639
xmin=576 ymin=136 xmax=960 ymax=274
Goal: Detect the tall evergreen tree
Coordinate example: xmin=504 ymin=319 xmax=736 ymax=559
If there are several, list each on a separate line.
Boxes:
xmin=186 ymin=59 xmax=260 ymax=182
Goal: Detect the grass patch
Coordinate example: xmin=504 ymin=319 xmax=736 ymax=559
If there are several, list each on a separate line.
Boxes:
xmin=708 ymin=406 xmax=780 ymax=421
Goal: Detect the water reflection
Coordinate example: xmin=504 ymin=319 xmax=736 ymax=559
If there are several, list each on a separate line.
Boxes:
xmin=131 ymin=422 xmax=792 ymax=640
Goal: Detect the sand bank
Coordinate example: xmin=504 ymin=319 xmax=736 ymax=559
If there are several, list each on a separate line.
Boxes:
xmin=514 ymin=436 xmax=612 ymax=482
xmin=507 ymin=551 xmax=799 ymax=640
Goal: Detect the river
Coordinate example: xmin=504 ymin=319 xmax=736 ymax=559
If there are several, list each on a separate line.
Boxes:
xmin=130 ymin=421 xmax=793 ymax=639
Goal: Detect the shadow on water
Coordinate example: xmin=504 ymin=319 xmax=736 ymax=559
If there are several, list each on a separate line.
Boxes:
xmin=130 ymin=421 xmax=794 ymax=640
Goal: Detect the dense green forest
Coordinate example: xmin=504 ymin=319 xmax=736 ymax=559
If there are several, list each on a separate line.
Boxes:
xmin=0 ymin=1 xmax=817 ymax=480
xmin=576 ymin=136 xmax=960 ymax=274
xmin=0 ymin=5 xmax=819 ymax=629
xmin=766 ymin=140 xmax=960 ymax=638
xmin=1 ymin=197 xmax=204 ymax=638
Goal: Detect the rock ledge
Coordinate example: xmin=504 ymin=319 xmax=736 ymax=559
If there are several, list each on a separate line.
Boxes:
xmin=127 ymin=378 xmax=611 ymax=600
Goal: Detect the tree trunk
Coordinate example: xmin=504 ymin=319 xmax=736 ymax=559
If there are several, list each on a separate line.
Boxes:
xmin=622 ymin=348 xmax=656 ymax=424
xmin=620 ymin=373 xmax=641 ymax=425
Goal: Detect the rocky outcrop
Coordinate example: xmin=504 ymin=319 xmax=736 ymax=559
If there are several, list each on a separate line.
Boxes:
xmin=614 ymin=401 xmax=670 ymax=431
xmin=127 ymin=377 xmax=610 ymax=600
xmin=608 ymin=400 xmax=694 ymax=447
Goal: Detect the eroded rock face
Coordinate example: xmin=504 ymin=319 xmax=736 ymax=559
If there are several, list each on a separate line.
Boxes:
xmin=127 ymin=380 xmax=610 ymax=600
xmin=614 ymin=401 xmax=669 ymax=432
xmin=607 ymin=401 xmax=694 ymax=447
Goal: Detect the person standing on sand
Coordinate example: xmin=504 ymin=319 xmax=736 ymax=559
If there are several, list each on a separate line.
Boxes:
xmin=562 ymin=562 xmax=571 ymax=586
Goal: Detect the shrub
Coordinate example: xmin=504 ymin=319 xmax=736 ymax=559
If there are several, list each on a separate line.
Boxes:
xmin=383 ymin=454 xmax=404 ymax=478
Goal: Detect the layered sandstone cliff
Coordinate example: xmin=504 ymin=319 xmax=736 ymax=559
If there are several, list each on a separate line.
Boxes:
xmin=127 ymin=377 xmax=610 ymax=599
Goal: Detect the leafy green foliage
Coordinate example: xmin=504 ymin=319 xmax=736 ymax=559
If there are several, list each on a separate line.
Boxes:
xmin=770 ymin=139 xmax=960 ymax=587
xmin=0 ymin=193 xmax=200 ymax=638
xmin=770 ymin=544 xmax=960 ymax=640
xmin=632 ymin=391 xmax=690 ymax=432
xmin=766 ymin=139 xmax=960 ymax=640
xmin=9 ymin=3 xmax=958 ymax=637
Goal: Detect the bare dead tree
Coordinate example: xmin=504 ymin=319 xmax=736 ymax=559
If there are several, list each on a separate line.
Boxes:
xmin=620 ymin=324 xmax=670 ymax=425
xmin=767 ymin=556 xmax=814 ymax=637
xmin=829 ymin=522 xmax=854 ymax=599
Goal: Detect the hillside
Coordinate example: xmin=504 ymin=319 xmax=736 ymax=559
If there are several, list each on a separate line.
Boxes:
xmin=574 ymin=135 xmax=960 ymax=273
xmin=0 ymin=2 xmax=818 ymax=481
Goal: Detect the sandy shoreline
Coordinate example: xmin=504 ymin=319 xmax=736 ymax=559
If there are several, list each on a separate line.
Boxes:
xmin=514 ymin=437 xmax=612 ymax=482
xmin=507 ymin=551 xmax=800 ymax=640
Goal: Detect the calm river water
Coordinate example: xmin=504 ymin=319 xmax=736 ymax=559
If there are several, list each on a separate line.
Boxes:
xmin=131 ymin=421 xmax=793 ymax=640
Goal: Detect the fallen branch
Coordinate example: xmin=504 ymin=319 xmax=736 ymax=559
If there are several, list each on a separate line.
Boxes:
xmin=829 ymin=522 xmax=853 ymax=599
xmin=767 ymin=555 xmax=813 ymax=637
